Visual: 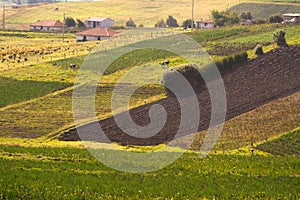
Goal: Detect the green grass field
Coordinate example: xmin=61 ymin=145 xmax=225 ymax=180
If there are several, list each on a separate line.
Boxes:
xmin=0 ymin=76 xmax=71 ymax=107
xmin=0 ymin=145 xmax=299 ymax=199
xmin=257 ymin=128 xmax=300 ymax=155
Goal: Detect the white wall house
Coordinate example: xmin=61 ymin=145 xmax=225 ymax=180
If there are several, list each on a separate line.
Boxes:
xmin=29 ymin=20 xmax=65 ymax=32
xmin=76 ymin=28 xmax=118 ymax=42
xmin=283 ymin=13 xmax=300 ymax=23
xmin=85 ymin=17 xmax=114 ymax=28
xmin=194 ymin=20 xmax=215 ymax=29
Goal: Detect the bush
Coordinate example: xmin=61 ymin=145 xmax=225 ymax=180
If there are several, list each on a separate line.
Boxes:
xmin=254 ymin=44 xmax=264 ymax=56
xmin=166 ymin=15 xmax=179 ymax=27
xmin=268 ymin=15 xmax=283 ymax=23
xmin=214 ymin=51 xmax=248 ymax=71
xmin=182 ymin=19 xmax=192 ymax=28
xmin=241 ymin=12 xmax=252 ymax=20
xmin=273 ymin=30 xmax=288 ymax=46
xmin=162 ymin=64 xmax=202 ymax=97
xmin=211 ymin=10 xmax=240 ymax=26
xmin=126 ymin=18 xmax=136 ymax=28
xmin=162 ymin=52 xmax=248 ymax=97
xmin=155 ymin=19 xmax=167 ymax=28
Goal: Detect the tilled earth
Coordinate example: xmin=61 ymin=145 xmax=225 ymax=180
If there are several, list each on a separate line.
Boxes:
xmin=60 ymin=45 xmax=300 ymax=145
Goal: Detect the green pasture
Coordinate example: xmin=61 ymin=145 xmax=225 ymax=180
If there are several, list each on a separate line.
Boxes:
xmin=257 ymin=128 xmax=300 ymax=155
xmin=0 ymin=144 xmax=299 ymax=199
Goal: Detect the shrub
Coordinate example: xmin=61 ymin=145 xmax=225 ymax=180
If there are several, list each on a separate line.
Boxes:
xmin=166 ymin=15 xmax=179 ymax=27
xmin=155 ymin=19 xmax=167 ymax=28
xmin=211 ymin=10 xmax=240 ymax=26
xmin=162 ymin=52 xmax=248 ymax=97
xmin=241 ymin=12 xmax=252 ymax=20
xmin=126 ymin=18 xmax=136 ymax=28
xmin=182 ymin=19 xmax=192 ymax=28
xmin=268 ymin=15 xmax=283 ymax=23
xmin=273 ymin=30 xmax=288 ymax=47
xmin=215 ymin=51 xmax=248 ymax=71
xmin=162 ymin=64 xmax=202 ymax=97
xmin=254 ymin=44 xmax=264 ymax=56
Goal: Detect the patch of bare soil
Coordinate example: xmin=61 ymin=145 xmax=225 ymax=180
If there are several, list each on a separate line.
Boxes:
xmin=60 ymin=45 xmax=300 ymax=145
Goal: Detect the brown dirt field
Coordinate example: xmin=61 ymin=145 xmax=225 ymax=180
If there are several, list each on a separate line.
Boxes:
xmin=59 ymin=45 xmax=300 ymax=146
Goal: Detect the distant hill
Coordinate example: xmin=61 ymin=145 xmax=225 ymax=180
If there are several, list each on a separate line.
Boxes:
xmin=229 ymin=2 xmax=300 ymax=19
xmin=3 ymin=0 xmax=239 ymax=30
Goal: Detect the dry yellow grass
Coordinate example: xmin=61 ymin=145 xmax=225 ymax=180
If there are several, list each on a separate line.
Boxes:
xmin=190 ymin=92 xmax=300 ymax=151
xmin=3 ymin=0 xmax=239 ymax=29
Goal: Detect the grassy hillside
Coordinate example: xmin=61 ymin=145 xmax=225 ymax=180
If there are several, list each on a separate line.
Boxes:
xmin=2 ymin=0 xmax=240 ymax=29
xmin=256 ymin=128 xmax=300 ymax=155
xmin=0 ymin=145 xmax=299 ymax=199
xmin=229 ymin=2 xmax=300 ymax=19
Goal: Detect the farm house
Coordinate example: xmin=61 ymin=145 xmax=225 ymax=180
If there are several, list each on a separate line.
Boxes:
xmin=29 ymin=20 xmax=65 ymax=31
xmin=85 ymin=17 xmax=114 ymax=28
xmin=75 ymin=28 xmax=118 ymax=42
xmin=194 ymin=20 xmax=215 ymax=29
xmin=283 ymin=13 xmax=300 ymax=23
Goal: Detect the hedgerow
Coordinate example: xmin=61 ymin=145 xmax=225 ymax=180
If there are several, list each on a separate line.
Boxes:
xmin=162 ymin=52 xmax=248 ymax=96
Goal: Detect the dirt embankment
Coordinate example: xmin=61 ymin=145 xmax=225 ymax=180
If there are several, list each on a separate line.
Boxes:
xmin=60 ymin=45 xmax=300 ymax=145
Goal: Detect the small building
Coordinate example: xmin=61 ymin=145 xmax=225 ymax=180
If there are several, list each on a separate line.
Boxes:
xmin=75 ymin=28 xmax=118 ymax=42
xmin=85 ymin=17 xmax=114 ymax=28
xmin=29 ymin=20 xmax=65 ymax=32
xmin=282 ymin=13 xmax=300 ymax=23
xmin=194 ymin=20 xmax=215 ymax=29
xmin=11 ymin=4 xmax=20 ymax=9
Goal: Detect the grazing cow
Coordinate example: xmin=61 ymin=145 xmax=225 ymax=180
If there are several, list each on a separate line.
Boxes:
xmin=160 ymin=60 xmax=170 ymax=67
xmin=69 ymin=63 xmax=76 ymax=70
xmin=55 ymin=7 xmax=59 ymax=11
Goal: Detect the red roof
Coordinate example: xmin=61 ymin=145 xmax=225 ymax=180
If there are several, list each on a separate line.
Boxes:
xmin=197 ymin=20 xmax=214 ymax=23
xmin=30 ymin=20 xmax=65 ymax=27
xmin=76 ymin=28 xmax=118 ymax=37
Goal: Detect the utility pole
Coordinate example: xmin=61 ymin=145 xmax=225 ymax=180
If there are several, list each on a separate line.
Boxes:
xmin=62 ymin=13 xmax=65 ymax=42
xmin=2 ymin=5 xmax=5 ymax=30
xmin=191 ymin=0 xmax=194 ymax=28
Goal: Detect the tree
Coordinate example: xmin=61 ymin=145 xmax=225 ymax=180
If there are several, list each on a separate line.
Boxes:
xmin=166 ymin=15 xmax=179 ymax=27
xmin=76 ymin=19 xmax=86 ymax=29
xmin=182 ymin=19 xmax=192 ymax=28
xmin=64 ymin=17 xmax=76 ymax=27
xmin=268 ymin=15 xmax=283 ymax=23
xmin=241 ymin=12 xmax=252 ymax=20
xmin=126 ymin=18 xmax=136 ymax=28
xmin=211 ymin=10 xmax=227 ymax=26
xmin=226 ymin=11 xmax=240 ymax=25
xmin=211 ymin=10 xmax=240 ymax=26
xmin=155 ymin=19 xmax=167 ymax=28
